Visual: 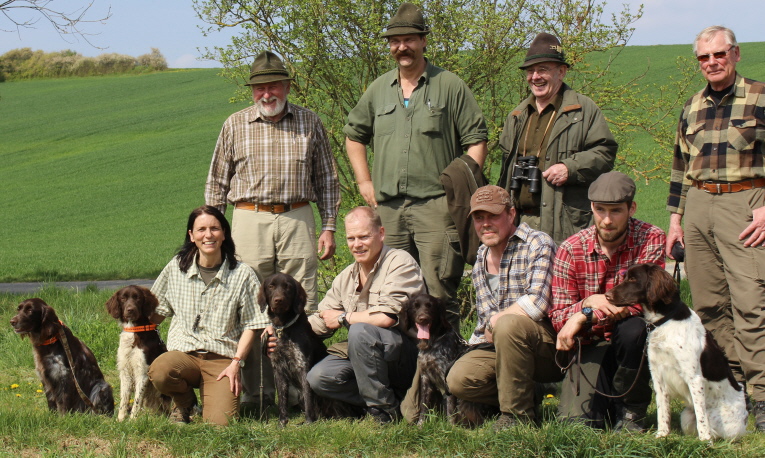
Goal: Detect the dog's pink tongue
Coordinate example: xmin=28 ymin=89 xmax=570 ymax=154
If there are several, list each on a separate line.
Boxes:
xmin=416 ymin=323 xmax=430 ymax=339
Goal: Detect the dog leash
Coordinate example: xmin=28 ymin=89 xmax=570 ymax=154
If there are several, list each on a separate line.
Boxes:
xmin=57 ymin=326 xmax=98 ymax=413
xmin=555 ymin=336 xmax=649 ymax=399
xmin=259 ymin=330 xmax=270 ymax=421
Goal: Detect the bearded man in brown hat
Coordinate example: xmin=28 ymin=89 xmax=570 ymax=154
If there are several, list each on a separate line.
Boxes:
xmin=205 ymin=50 xmax=340 ymax=411
xmin=344 ymin=2 xmax=489 ymax=328
xmin=498 ymin=32 xmax=617 ymax=245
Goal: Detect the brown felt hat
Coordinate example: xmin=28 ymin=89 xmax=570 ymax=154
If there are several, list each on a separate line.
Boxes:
xmin=244 ymin=51 xmax=293 ymax=86
xmin=588 ymin=171 xmax=636 ymax=203
xmin=519 ymin=32 xmax=569 ymax=69
xmin=381 ymin=3 xmax=430 ymax=38
xmin=470 ymin=186 xmax=512 ymax=216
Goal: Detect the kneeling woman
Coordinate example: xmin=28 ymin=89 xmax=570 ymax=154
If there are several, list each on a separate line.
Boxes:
xmin=149 ymin=205 xmax=267 ymax=425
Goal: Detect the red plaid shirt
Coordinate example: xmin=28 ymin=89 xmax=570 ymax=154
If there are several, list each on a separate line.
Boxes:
xmin=549 ymin=218 xmax=666 ymax=341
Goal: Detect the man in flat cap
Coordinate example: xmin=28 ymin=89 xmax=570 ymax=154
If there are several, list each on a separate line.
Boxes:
xmin=344 ymin=2 xmax=489 ymax=328
xmin=443 ymin=185 xmax=561 ymax=431
xmin=498 ymin=32 xmax=617 ymax=245
xmin=205 ymin=50 xmax=340 ymax=411
xmin=549 ymin=171 xmax=665 ymax=431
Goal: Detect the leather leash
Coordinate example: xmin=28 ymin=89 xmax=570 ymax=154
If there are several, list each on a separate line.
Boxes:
xmin=57 ymin=327 xmax=98 ymax=412
xmin=555 ymin=334 xmax=649 ymax=399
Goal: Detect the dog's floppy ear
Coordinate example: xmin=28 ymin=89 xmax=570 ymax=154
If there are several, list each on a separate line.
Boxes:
xmin=257 ymin=277 xmax=270 ymax=313
xmin=140 ymin=286 xmax=160 ymax=317
xmin=105 ymin=290 xmax=123 ymax=319
xmin=39 ymin=300 xmax=61 ymax=342
xmin=292 ymin=277 xmax=308 ymax=316
xmin=646 ymin=264 xmax=677 ymax=305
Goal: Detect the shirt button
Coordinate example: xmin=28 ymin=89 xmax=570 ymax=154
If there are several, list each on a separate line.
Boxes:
xmin=404 ymin=134 xmax=409 ymax=138
xmin=545 ymin=156 xmax=550 ymax=161
xmin=542 ymin=202 xmax=547 ymax=207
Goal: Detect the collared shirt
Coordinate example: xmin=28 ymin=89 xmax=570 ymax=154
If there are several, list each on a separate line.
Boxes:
xmin=205 ymin=103 xmax=341 ymax=231
xmin=517 ymin=92 xmax=564 ymax=210
xmin=152 ymin=256 xmax=268 ymax=358
xmin=668 ymin=73 xmax=765 ymax=214
xmin=470 ymin=223 xmax=556 ymax=344
xmin=308 ymin=246 xmax=426 ymax=337
xmin=344 ymin=61 xmax=488 ymax=202
xmin=549 ymin=218 xmax=666 ymax=341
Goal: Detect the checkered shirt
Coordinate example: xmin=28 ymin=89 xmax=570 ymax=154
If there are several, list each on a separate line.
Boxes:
xmin=152 ymin=256 xmax=268 ymax=358
xmin=205 ymin=103 xmax=341 ymax=231
xmin=549 ymin=219 xmax=666 ymax=342
xmin=668 ymin=74 xmax=765 ymax=214
xmin=470 ymin=223 xmax=556 ymax=344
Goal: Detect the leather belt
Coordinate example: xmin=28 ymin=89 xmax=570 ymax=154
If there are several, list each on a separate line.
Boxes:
xmin=235 ymin=201 xmax=309 ymax=213
xmin=691 ymin=178 xmax=765 ymax=194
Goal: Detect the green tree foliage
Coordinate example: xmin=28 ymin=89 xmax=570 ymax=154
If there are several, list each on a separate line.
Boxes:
xmin=195 ymin=0 xmax=698 ymax=192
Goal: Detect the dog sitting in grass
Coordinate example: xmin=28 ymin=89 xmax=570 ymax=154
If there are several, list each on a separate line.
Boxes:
xmin=10 ymin=298 xmax=114 ymax=415
xmin=106 ymin=285 xmax=171 ymax=421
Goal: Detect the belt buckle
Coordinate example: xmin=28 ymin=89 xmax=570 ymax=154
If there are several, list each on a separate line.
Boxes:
xmin=715 ymin=183 xmax=722 ymax=194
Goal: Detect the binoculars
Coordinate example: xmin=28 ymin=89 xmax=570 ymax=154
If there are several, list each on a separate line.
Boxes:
xmin=509 ymin=156 xmax=542 ymax=194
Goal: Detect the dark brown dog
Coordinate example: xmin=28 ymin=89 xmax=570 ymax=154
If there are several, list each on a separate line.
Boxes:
xmin=10 ymin=298 xmax=114 ymax=415
xmin=106 ymin=285 xmax=170 ymax=420
xmin=405 ymin=293 xmax=488 ymax=426
xmin=259 ymin=273 xmax=359 ymax=425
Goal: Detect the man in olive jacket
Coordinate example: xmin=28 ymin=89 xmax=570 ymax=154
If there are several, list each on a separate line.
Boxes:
xmin=498 ymin=33 xmax=617 ymax=244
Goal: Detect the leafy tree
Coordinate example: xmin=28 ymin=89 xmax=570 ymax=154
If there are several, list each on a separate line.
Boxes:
xmin=0 ymin=0 xmax=111 ymax=47
xmin=195 ymin=0 xmax=697 ymax=193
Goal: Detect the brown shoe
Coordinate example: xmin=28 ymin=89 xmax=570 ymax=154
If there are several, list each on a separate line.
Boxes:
xmin=170 ymin=400 xmax=197 ymax=424
xmin=493 ymin=413 xmax=520 ymax=432
xmin=753 ymin=401 xmax=765 ymax=432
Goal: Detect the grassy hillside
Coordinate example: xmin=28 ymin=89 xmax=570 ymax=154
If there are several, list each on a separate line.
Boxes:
xmin=1 ymin=43 xmax=764 ymax=282
xmin=1 ymin=69 xmax=249 ymax=281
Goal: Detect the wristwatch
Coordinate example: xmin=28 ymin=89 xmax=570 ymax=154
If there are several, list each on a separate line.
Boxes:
xmin=338 ymin=312 xmax=349 ymax=329
xmin=232 ymin=356 xmax=245 ymax=368
xmin=581 ymin=307 xmax=594 ymax=323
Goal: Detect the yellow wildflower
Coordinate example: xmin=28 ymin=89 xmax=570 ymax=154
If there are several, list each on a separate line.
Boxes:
xmin=10 ymin=384 xmax=19 ymax=389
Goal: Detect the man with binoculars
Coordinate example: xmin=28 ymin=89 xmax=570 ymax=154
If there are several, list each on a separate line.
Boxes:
xmin=498 ymin=33 xmax=617 ymax=244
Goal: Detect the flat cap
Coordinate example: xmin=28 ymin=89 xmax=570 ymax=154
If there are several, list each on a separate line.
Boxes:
xmin=588 ymin=171 xmax=636 ymax=203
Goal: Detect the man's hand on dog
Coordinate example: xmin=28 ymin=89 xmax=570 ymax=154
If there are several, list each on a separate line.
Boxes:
xmin=587 ymin=294 xmax=630 ymax=321
xmin=318 ymin=309 xmax=344 ymax=330
xmin=263 ymin=326 xmax=277 ymax=355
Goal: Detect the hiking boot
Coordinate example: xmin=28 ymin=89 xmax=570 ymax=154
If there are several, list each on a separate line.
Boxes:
xmin=614 ymin=409 xmax=646 ymax=433
xmin=753 ymin=401 xmax=765 ymax=432
xmin=170 ymin=398 xmax=198 ymax=424
xmin=493 ymin=413 xmax=521 ymax=432
xmin=367 ymin=405 xmax=401 ymax=425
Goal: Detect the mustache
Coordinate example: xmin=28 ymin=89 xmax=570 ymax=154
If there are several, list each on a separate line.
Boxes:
xmin=393 ymin=49 xmax=415 ymax=59
xmin=257 ymin=96 xmax=278 ymax=104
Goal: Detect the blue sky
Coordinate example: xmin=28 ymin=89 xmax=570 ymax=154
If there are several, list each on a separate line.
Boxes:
xmin=0 ymin=0 xmax=761 ymax=68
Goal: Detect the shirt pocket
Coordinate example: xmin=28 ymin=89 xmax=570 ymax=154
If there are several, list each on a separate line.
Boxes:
xmin=728 ymin=117 xmax=760 ymax=152
xmin=685 ymin=121 xmax=706 ymax=153
xmin=420 ymin=105 xmax=445 ymax=136
xmin=374 ymin=104 xmax=397 ymax=136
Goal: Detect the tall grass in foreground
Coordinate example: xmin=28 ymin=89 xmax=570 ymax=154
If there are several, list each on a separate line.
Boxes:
xmin=2 ymin=288 xmax=764 ymax=456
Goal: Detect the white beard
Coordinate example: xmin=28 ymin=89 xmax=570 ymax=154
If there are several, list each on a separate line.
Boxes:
xmin=257 ymin=96 xmax=287 ymax=118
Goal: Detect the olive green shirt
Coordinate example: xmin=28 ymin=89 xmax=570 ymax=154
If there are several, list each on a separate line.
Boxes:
xmin=344 ymin=61 xmax=488 ymax=202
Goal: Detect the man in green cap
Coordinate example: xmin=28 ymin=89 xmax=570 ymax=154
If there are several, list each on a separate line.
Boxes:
xmin=344 ymin=2 xmax=489 ymax=327
xmin=205 ymin=50 xmax=340 ymax=411
xmin=498 ymin=32 xmax=617 ymax=245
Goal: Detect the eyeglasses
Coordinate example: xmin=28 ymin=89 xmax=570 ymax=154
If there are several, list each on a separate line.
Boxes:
xmin=696 ymin=46 xmax=735 ymax=63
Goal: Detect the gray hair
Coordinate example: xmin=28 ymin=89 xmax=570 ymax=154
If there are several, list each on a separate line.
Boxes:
xmin=693 ymin=26 xmax=738 ymax=55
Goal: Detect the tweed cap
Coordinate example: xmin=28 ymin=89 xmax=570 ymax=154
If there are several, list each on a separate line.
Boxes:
xmin=588 ymin=171 xmax=636 ymax=203
xmin=470 ymin=186 xmax=512 ymax=216
xmin=382 ymin=3 xmax=430 ymax=38
xmin=519 ymin=32 xmax=569 ymax=69
xmin=245 ymin=51 xmax=293 ymax=86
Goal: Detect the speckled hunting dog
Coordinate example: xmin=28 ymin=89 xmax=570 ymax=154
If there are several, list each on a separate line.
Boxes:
xmin=607 ymin=263 xmax=747 ymax=440
xmin=106 ymin=285 xmax=171 ymax=420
